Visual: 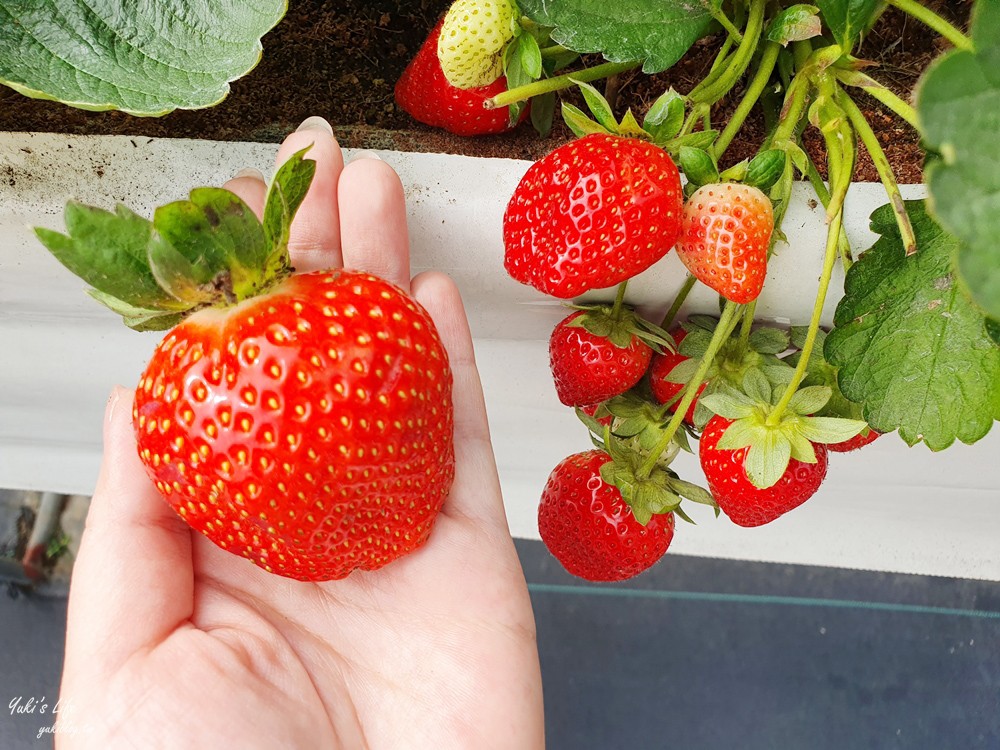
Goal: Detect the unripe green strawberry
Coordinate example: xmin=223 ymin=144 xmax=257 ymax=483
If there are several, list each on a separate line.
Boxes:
xmin=438 ymin=0 xmax=518 ymax=89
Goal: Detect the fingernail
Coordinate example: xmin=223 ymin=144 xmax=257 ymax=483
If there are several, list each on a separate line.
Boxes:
xmin=296 ymin=116 xmax=333 ymax=135
xmin=107 ymin=386 xmax=124 ymax=424
xmin=349 ymin=149 xmax=382 ymax=162
xmin=232 ymin=167 xmax=265 ymax=181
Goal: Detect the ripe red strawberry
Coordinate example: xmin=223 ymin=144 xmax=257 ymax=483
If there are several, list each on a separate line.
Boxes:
xmin=549 ymin=310 xmax=653 ymax=407
xmin=504 ymin=133 xmax=684 ymax=298
xmin=395 ymin=20 xmax=526 ymax=137
xmin=133 ymin=270 xmax=455 ymax=580
xmin=36 ymin=151 xmax=455 ymax=582
xmin=538 ymin=450 xmax=675 ymax=581
xmin=677 ymin=183 xmax=774 ymax=304
xmin=827 ymin=427 xmax=880 ymax=453
xmin=699 ymin=415 xmax=827 ymax=527
xmin=580 ymin=403 xmax=613 ymax=428
xmin=650 ymin=328 xmax=705 ymax=424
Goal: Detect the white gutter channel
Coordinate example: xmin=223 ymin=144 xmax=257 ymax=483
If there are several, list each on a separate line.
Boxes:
xmin=2 ymin=132 xmax=998 ymax=580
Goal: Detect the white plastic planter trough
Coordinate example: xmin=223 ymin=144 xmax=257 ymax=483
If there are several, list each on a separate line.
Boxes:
xmin=1 ymin=132 xmax=998 ymax=581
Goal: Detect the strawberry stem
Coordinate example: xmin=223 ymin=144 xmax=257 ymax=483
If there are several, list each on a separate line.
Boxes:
xmin=611 ymin=280 xmax=628 ymax=317
xmin=833 ymin=69 xmax=919 ymax=130
xmin=885 ymin=0 xmax=973 ymax=52
xmin=638 ymin=301 xmax=742 ymax=479
xmin=712 ymin=40 xmax=781 ymax=160
xmin=768 ymin=107 xmax=855 ymax=425
xmin=486 ymin=60 xmax=640 ymax=108
xmin=689 ymin=0 xmax=767 ymax=107
xmin=836 ymin=87 xmax=917 ymax=256
xmin=660 ymin=274 xmax=697 ymax=329
xmin=800 ymin=148 xmax=854 ymax=271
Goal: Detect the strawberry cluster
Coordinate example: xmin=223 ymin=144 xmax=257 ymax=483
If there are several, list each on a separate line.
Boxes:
xmin=498 ymin=89 xmax=877 ymax=582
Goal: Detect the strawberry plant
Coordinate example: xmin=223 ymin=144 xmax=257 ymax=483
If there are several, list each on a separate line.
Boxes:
xmin=394 ymin=0 xmax=1000 ymax=579
xmin=34 ymin=151 xmax=456 ymax=582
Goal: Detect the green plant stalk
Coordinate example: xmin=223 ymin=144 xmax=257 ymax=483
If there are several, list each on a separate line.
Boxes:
xmin=770 ymin=72 xmax=811 ymax=147
xmin=539 ymin=44 xmax=572 ymax=58
xmin=710 ymin=6 xmax=744 ymax=43
xmin=713 ymin=40 xmax=782 ymax=160
xmin=486 ymin=60 xmax=640 ymax=108
xmin=833 ymin=69 xmax=919 ymax=129
xmin=886 ymin=0 xmax=973 ymax=51
xmin=611 ymin=280 xmax=628 ymax=316
xmin=768 ymin=120 xmax=855 ymax=424
xmin=739 ymin=299 xmax=757 ymax=341
xmin=660 ymin=274 xmax=697 ymax=329
xmin=801 ymin=149 xmax=854 ymax=271
xmin=709 ymin=34 xmax=737 ymax=76
xmin=836 ymin=87 xmax=917 ymax=255
xmin=691 ymin=0 xmax=767 ymax=106
xmin=638 ymin=302 xmax=742 ymax=478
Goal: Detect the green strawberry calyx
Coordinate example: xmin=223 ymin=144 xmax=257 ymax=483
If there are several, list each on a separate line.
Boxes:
xmin=566 ymin=302 xmax=674 ymax=352
xmin=701 ymin=369 xmax=867 ymax=490
xmin=34 ymin=148 xmax=316 ymax=332
xmin=662 ymin=314 xmax=795 ymax=430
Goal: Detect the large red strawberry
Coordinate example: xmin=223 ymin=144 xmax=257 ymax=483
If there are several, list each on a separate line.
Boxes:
xmin=36 ymin=151 xmax=455 ymax=582
xmin=649 ymin=328 xmax=706 ymax=424
xmin=538 ymin=450 xmax=675 ymax=581
xmin=699 ymin=415 xmax=827 ymax=527
xmin=395 ymin=20 xmax=525 ymax=137
xmin=549 ymin=308 xmax=654 ymax=406
xmin=504 ymin=133 xmax=684 ymax=298
xmin=677 ymin=183 xmax=774 ymax=304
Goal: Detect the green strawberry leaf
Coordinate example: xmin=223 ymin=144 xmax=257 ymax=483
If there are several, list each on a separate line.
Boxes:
xmin=814 ymin=0 xmax=881 ymax=53
xmin=917 ymin=0 xmax=1000 ymax=319
xmin=518 ymin=32 xmax=544 ymax=78
xmin=700 ymin=393 xmax=755 ymax=421
xmin=530 ymin=90 xmax=557 ymax=137
xmin=573 ymin=79 xmax=618 ymax=131
xmin=263 ymin=148 xmax=317 ymax=277
xmin=35 ymin=202 xmax=180 ymax=311
xmin=796 ymin=416 xmax=867 ymax=444
xmin=987 ymin=318 xmax=1000 ymax=347
xmin=741 ymin=369 xmax=773 ymax=405
xmin=768 ymin=4 xmax=823 ymax=47
xmin=643 ymin=88 xmax=685 ymax=142
xmin=151 ymin=188 xmax=268 ymax=303
xmin=518 ymin=0 xmax=714 ymax=74
xmin=744 ymin=431 xmax=793 ymax=489
xmin=786 ymin=386 xmax=833 ymax=416
xmin=87 ymin=290 xmax=186 ymax=332
xmin=748 ymin=326 xmax=791 ymax=355
xmin=678 ymin=147 xmax=720 ymax=187
xmin=562 ymin=102 xmax=611 ymax=137
xmin=826 ymin=201 xmax=1000 ymax=449
xmin=744 ymin=150 xmax=788 ymax=192
xmin=667 ymin=478 xmax=716 ymax=507
xmin=0 ymin=0 xmax=285 ymax=115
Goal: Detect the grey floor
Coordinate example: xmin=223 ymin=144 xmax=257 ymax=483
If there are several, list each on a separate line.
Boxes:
xmin=2 ymin=541 xmax=998 ymax=749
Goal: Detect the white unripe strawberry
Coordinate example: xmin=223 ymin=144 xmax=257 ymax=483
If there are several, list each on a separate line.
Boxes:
xmin=437 ymin=0 xmax=518 ymax=89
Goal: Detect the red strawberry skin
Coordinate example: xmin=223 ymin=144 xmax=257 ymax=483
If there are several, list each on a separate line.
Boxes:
xmin=699 ymin=416 xmax=827 ymax=527
xmin=504 ymin=133 xmax=684 ymax=298
xmin=549 ymin=311 xmax=652 ymax=407
xmin=650 ymin=328 xmax=704 ymax=424
xmin=395 ymin=20 xmax=525 ymax=137
xmin=538 ymin=450 xmax=675 ymax=581
xmin=133 ymin=270 xmax=455 ymax=581
xmin=827 ymin=428 xmax=881 ymax=453
xmin=677 ymin=183 xmax=773 ymax=304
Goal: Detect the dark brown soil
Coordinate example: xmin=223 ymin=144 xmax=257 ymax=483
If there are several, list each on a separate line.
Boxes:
xmin=0 ymin=0 xmax=972 ymax=183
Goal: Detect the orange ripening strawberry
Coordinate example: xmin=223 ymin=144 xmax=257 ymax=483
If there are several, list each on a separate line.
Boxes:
xmin=135 ymin=270 xmax=454 ymax=581
xmin=699 ymin=415 xmax=827 ymax=527
xmin=395 ymin=19 xmax=526 ymax=137
xmin=649 ymin=328 xmax=706 ymax=424
xmin=549 ymin=309 xmax=653 ymax=407
xmin=538 ymin=450 xmax=675 ymax=581
xmin=504 ymin=133 xmax=684 ymax=298
xmin=35 ymin=150 xmax=455 ymax=582
xmin=677 ymin=183 xmax=774 ymax=304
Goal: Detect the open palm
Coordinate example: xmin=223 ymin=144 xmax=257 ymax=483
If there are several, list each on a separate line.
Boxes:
xmin=58 ymin=120 xmax=544 ymax=749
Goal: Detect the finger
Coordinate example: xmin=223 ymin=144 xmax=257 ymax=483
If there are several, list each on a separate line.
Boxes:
xmin=222 ymin=168 xmax=267 ymax=219
xmin=63 ymin=387 xmax=194 ymax=677
xmin=338 ymin=154 xmax=411 ymax=291
xmin=411 ymin=272 xmax=507 ymax=528
xmin=275 ymin=116 xmax=345 ymax=272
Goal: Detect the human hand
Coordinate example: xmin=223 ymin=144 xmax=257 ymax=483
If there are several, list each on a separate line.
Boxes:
xmin=58 ymin=117 xmax=545 ymax=749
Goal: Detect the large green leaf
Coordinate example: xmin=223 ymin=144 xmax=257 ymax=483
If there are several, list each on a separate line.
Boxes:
xmin=814 ymin=0 xmax=883 ymax=51
xmin=0 ymin=0 xmax=286 ymax=116
xmin=917 ymin=0 xmax=1000 ymax=319
xmin=518 ymin=0 xmax=714 ymax=74
xmin=826 ymin=201 xmax=1000 ymax=450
